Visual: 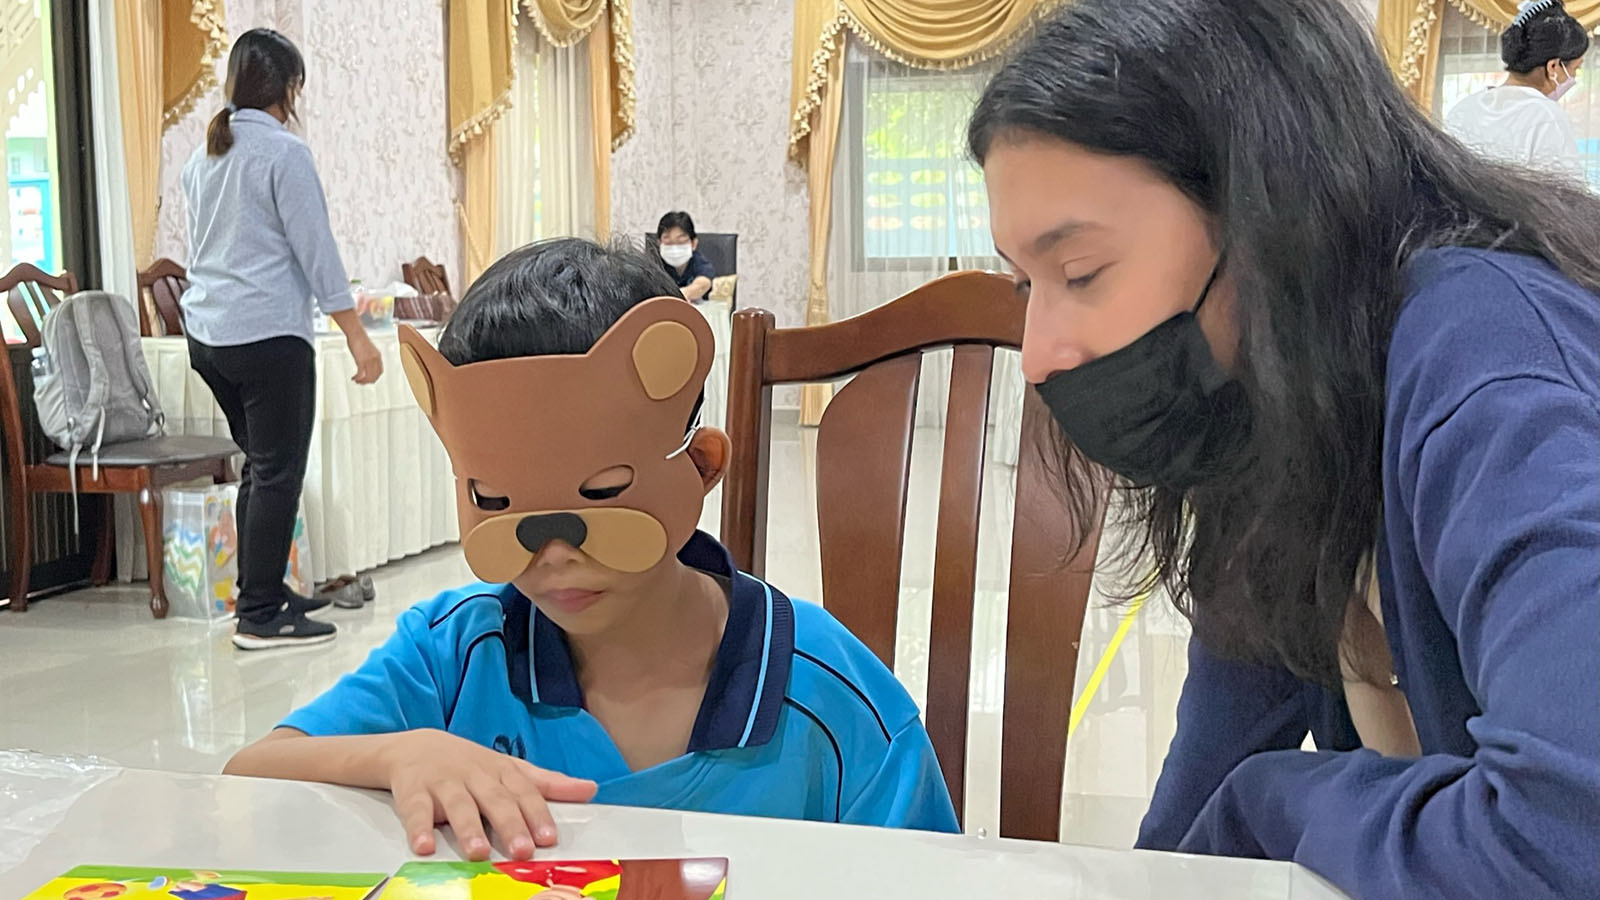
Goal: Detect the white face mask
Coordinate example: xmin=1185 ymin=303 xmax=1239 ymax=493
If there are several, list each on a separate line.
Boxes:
xmin=659 ymin=243 xmax=693 ymax=267
xmin=1552 ymin=62 xmax=1578 ymax=101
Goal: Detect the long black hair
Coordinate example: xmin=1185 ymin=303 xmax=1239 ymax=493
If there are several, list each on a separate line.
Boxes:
xmin=969 ymin=0 xmax=1600 ymax=684
xmin=207 ymin=29 xmax=305 ymax=156
xmin=1503 ymin=0 xmax=1590 ymax=73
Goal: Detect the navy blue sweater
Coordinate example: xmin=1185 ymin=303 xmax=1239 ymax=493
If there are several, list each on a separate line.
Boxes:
xmin=1136 ymin=248 xmax=1599 ymax=899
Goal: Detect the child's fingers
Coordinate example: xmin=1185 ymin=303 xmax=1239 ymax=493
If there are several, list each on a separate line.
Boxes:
xmin=503 ymin=771 xmax=559 ymax=847
xmin=470 ymin=775 xmax=536 ymax=860
xmin=393 ymin=782 xmax=438 ymax=856
xmin=523 ymin=763 xmax=598 ymax=803
xmin=434 ymin=782 xmax=492 ymax=861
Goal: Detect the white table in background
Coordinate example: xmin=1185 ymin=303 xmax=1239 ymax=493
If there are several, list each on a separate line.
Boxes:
xmin=0 ymin=756 xmax=1351 ymax=900
xmin=114 ymin=327 xmax=458 ymax=585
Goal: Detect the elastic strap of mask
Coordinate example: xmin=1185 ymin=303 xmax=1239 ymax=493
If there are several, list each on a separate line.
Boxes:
xmin=1192 ymin=253 xmax=1227 ymax=314
xmin=666 ymin=408 xmax=704 ymax=460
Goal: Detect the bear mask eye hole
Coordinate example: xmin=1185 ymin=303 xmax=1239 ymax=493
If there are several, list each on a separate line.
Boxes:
xmin=579 ymin=465 xmax=634 ymax=502
xmin=470 ymin=480 xmax=510 ymax=511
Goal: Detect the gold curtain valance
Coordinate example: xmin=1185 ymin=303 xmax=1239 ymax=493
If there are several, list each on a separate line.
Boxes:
xmin=161 ymin=0 xmax=228 ymax=128
xmin=448 ymin=0 xmax=516 ymax=164
xmin=522 ymin=0 xmax=637 ymax=150
xmin=1379 ymin=0 xmax=1600 ymax=109
xmin=788 ymin=0 xmax=1064 ymax=164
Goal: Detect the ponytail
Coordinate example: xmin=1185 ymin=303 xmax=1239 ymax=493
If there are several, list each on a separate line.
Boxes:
xmin=206 ymin=106 xmax=234 ymax=156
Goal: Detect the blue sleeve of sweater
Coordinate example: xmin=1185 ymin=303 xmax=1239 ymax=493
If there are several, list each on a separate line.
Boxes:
xmin=1176 ymin=251 xmax=1600 ymax=900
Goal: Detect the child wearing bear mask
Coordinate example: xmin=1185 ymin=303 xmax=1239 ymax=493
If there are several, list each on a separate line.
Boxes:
xmin=224 ymin=238 xmax=958 ymax=860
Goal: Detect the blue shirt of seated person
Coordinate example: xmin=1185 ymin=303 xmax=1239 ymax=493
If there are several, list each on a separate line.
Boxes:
xmin=282 ymin=531 xmax=958 ymax=832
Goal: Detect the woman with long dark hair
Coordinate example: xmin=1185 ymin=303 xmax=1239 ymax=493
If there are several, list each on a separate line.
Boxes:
xmin=1445 ymin=0 xmax=1590 ymax=182
xmin=182 ymin=29 xmax=383 ymax=650
xmin=968 ymin=0 xmax=1597 ymax=897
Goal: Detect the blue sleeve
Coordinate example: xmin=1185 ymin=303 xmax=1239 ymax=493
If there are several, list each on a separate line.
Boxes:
xmin=840 ymin=722 xmax=960 ymax=833
xmin=689 ymin=253 xmax=716 ymax=282
xmin=271 ymin=143 xmax=354 ymax=315
xmin=1178 ymin=374 xmax=1600 ymax=899
xmin=280 ymin=607 xmax=449 ymax=736
xmin=1137 ymin=638 xmax=1357 ymax=850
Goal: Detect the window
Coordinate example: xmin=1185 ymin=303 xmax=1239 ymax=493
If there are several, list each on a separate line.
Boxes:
xmin=1434 ymin=5 xmax=1600 ymax=186
xmin=844 ymin=53 xmax=998 ymax=268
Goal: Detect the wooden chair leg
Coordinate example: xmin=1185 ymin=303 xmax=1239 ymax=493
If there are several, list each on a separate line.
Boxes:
xmin=137 ymin=481 xmax=168 ymax=619
xmin=90 ymin=495 xmax=114 ymax=586
xmin=8 ymin=492 xmax=29 ymax=613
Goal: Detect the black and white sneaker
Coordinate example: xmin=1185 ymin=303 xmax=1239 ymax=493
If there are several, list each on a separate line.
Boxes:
xmin=233 ymin=607 xmax=338 ymax=650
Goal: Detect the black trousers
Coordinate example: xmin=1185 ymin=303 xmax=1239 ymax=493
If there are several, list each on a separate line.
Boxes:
xmin=189 ymin=336 xmax=316 ymax=621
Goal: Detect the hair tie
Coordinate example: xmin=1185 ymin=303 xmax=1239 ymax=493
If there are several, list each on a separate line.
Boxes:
xmin=1513 ymin=0 xmax=1558 ymax=27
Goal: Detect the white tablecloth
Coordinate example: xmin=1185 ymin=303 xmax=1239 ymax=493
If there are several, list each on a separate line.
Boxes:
xmin=115 ymin=327 xmax=458 ymax=584
xmin=694 ymin=298 xmax=731 ymax=432
xmin=0 ymin=756 xmax=1352 ymax=899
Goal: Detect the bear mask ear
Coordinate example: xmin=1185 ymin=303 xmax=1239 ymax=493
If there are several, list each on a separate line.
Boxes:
xmin=398 ymin=325 xmax=446 ymax=418
xmin=630 ymin=320 xmax=702 ymax=401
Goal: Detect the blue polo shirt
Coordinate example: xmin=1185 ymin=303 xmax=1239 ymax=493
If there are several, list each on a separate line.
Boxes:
xmin=281 ymin=532 xmax=958 ymax=833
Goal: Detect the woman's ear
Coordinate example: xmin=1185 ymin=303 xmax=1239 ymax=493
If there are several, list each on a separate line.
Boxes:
xmin=686 ymin=427 xmax=731 ymax=493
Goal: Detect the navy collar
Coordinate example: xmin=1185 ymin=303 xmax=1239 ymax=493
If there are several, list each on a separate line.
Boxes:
xmin=501 ymin=531 xmax=793 ymax=751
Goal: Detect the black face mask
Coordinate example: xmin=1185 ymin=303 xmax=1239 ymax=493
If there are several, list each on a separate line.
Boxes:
xmin=1032 ymin=264 xmax=1251 ymax=492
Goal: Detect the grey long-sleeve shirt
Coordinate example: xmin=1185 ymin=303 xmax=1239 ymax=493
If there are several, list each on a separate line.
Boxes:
xmin=179 ymin=108 xmax=353 ymax=347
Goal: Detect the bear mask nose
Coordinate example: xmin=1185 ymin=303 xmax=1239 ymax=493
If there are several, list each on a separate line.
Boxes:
xmin=516 ymin=513 xmax=588 ymax=555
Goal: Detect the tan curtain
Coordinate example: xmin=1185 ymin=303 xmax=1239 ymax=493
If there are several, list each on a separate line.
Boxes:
xmin=112 ymin=0 xmax=225 ymax=267
xmin=523 ymin=0 xmax=637 ymax=239
xmin=788 ymin=0 xmax=1062 ymax=423
xmin=449 ymin=0 xmax=514 ymax=285
xmin=1378 ymin=0 xmax=1600 ymax=110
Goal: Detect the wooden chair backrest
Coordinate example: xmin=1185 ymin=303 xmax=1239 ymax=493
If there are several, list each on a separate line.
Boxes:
xmin=721 ymin=270 xmax=1106 ymax=841
xmin=137 ymin=258 xmax=188 ymax=337
xmin=402 ymin=256 xmax=452 ymax=299
xmin=2 ymin=264 xmax=78 ymax=348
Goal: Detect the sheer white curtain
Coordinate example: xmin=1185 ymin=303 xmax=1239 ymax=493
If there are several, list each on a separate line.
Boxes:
xmin=497 ymin=16 xmax=596 ymax=253
xmin=827 ymin=40 xmax=1025 ymax=460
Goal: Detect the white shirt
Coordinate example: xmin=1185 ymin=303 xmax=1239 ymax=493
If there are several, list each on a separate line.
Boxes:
xmin=1444 ymin=85 xmax=1587 ymax=185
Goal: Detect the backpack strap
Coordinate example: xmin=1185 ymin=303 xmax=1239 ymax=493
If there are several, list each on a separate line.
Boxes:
xmin=105 ymin=293 xmax=164 ymax=433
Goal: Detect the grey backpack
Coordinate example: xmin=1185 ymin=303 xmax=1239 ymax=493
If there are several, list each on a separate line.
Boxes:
xmin=33 ymin=291 xmax=165 ymax=520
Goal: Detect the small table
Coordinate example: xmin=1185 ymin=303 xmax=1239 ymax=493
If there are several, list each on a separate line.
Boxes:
xmin=114 ymin=327 xmax=458 ymax=584
xmin=0 ymin=754 xmax=1351 ymax=899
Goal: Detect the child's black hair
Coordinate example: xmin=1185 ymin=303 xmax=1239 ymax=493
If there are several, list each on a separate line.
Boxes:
xmin=438 ymin=237 xmax=703 ymax=427
xmin=656 ymin=211 xmax=697 ymax=240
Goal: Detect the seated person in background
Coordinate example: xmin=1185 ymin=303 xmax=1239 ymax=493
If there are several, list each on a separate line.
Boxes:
xmin=224 ymin=238 xmax=959 ymax=860
xmin=656 ymin=210 xmax=715 ymax=301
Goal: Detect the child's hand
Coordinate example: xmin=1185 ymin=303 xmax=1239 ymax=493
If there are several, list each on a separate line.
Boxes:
xmin=377 ymin=729 xmax=597 ymax=861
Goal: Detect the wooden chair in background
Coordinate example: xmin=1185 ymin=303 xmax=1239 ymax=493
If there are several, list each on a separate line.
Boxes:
xmin=137 ymin=258 xmax=188 ymax=337
xmin=400 ymin=256 xmax=457 ymax=322
xmin=4 ymin=264 xmax=78 ymax=346
xmin=722 ymin=270 xmax=1107 ymax=842
xmin=0 ymin=263 xmax=239 ymax=617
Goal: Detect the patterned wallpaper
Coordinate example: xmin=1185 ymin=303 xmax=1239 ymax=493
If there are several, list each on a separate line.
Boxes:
xmin=155 ymin=0 xmax=460 ymax=290
xmin=612 ymin=0 xmax=811 ymax=333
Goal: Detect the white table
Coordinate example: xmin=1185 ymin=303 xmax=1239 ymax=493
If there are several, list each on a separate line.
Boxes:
xmin=0 ymin=755 xmax=1350 ymax=899
xmin=114 ymin=327 xmax=459 ymax=584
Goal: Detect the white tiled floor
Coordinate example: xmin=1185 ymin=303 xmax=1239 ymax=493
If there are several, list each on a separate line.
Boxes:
xmin=0 ymin=422 xmax=1191 ymax=849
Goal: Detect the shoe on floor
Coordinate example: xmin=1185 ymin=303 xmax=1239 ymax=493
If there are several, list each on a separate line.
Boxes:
xmin=358 ymin=574 xmax=376 ymax=603
xmin=287 ymin=589 xmax=332 ymax=614
xmin=233 ymin=607 xmax=338 ymax=650
xmin=322 ymin=580 xmax=364 ymax=609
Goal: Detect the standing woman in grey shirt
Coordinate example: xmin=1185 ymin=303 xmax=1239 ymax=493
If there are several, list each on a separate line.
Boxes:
xmin=181 ymin=29 xmax=382 ymax=650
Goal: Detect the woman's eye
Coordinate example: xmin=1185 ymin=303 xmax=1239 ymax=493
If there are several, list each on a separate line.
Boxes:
xmin=1066 ymin=265 xmax=1107 ymax=290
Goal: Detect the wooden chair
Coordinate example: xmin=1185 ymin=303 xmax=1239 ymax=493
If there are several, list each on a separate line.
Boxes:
xmin=722 ymin=270 xmax=1107 ymax=842
xmin=5 ymin=264 xmax=78 ymax=346
xmin=137 ymin=258 xmax=187 ymax=337
xmin=400 ymin=256 xmax=456 ymax=323
xmin=0 ymin=264 xmax=239 ymax=617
